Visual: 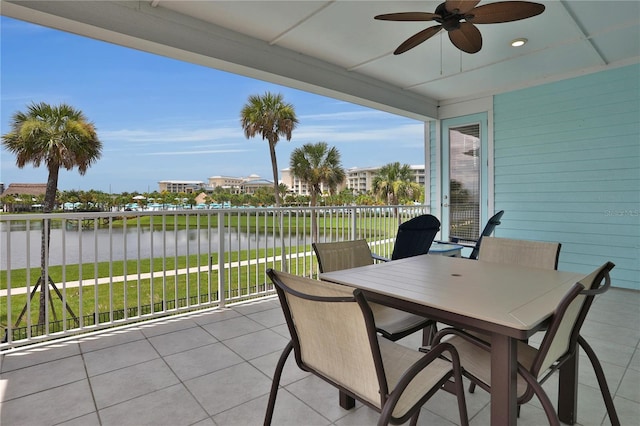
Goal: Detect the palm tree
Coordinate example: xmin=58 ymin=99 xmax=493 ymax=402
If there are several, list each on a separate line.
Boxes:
xmin=2 ymin=102 xmax=102 ymax=325
xmin=290 ymin=142 xmax=345 ymax=241
xmin=372 ymin=162 xmax=421 ymax=206
xmin=240 ymin=92 xmax=298 ymax=207
xmin=277 ymin=183 xmax=289 ymax=204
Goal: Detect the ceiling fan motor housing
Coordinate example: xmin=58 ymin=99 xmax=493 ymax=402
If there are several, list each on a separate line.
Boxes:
xmin=435 ymin=2 xmax=463 ymax=31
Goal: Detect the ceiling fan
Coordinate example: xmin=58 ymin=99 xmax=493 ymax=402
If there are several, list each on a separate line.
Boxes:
xmin=375 ymin=0 xmax=545 ymax=54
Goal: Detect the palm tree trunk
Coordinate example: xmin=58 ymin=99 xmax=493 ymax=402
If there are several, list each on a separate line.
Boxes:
xmin=268 ymin=140 xmax=288 ymax=271
xmin=268 ymin=141 xmax=281 ymax=207
xmin=389 ymin=193 xmax=399 ymax=221
xmin=38 ymin=166 xmax=59 ymax=325
xmin=38 ymin=220 xmax=48 ymax=325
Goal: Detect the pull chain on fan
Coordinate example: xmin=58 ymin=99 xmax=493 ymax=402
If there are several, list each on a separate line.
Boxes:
xmin=375 ymin=0 xmax=545 ymax=54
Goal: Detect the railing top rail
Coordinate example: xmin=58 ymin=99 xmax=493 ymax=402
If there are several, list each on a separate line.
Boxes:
xmin=0 ymin=204 xmax=428 ymax=221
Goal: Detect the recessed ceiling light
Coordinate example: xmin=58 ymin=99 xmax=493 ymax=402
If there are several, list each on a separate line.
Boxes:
xmin=511 ymin=38 xmax=528 ymax=47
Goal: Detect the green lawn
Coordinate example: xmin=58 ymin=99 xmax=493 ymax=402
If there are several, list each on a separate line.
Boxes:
xmin=0 ymin=246 xmax=300 ymax=329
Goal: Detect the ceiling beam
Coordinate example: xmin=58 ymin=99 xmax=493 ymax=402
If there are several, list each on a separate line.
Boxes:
xmin=559 ymin=0 xmax=606 ymax=65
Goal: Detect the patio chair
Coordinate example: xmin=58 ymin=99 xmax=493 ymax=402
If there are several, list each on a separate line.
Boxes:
xmin=265 ymin=269 xmax=469 ymax=426
xmin=430 ymin=262 xmax=619 ymax=426
xmin=444 ymin=210 xmax=504 ymax=260
xmin=478 ymin=236 xmax=561 ymax=270
xmin=371 ymin=214 xmax=440 ymax=262
xmin=313 ymin=239 xmax=436 ymax=345
xmin=466 ymin=235 xmax=561 ymax=393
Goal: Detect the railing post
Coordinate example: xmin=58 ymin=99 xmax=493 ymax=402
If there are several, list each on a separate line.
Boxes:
xmin=279 ymin=210 xmax=288 ymax=273
xmin=350 ymin=207 xmax=357 ymax=240
xmin=4 ymin=222 xmax=12 ymax=344
xmin=217 ymin=211 xmax=226 ymax=308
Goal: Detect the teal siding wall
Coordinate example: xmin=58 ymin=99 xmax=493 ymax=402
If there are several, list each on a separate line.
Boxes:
xmin=493 ymin=64 xmax=640 ymax=289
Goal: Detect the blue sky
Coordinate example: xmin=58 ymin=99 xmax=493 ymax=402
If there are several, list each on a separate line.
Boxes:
xmin=1 ymin=16 xmax=424 ymax=194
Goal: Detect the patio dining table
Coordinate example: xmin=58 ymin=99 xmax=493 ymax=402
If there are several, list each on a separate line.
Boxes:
xmin=320 ymin=254 xmax=586 ymax=426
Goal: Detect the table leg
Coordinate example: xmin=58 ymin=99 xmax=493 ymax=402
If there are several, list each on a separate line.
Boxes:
xmin=558 ymin=351 xmax=579 ymax=424
xmin=339 ymin=390 xmax=355 ymax=410
xmin=491 ymin=334 xmax=518 ymax=425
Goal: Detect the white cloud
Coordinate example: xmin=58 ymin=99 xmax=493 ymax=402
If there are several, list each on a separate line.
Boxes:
xmin=294 ymin=122 xmax=423 ymax=143
xmin=101 ymin=126 xmax=241 ymax=143
xmin=142 ymin=149 xmax=249 ymax=156
xmin=300 ymin=110 xmax=391 ymax=121
xmin=98 ymin=116 xmax=423 ymax=147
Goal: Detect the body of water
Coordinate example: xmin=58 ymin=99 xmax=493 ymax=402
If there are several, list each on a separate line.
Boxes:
xmin=1 ymin=226 xmax=305 ymax=270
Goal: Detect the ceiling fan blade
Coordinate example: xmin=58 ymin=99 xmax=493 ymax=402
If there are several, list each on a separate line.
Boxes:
xmin=394 ymin=25 xmax=443 ymax=54
xmin=375 ymin=12 xmax=440 ymax=22
xmin=465 ymin=1 xmax=545 ymax=24
xmin=445 ymin=0 xmax=481 ymax=15
xmin=449 ymin=22 xmax=482 ymax=53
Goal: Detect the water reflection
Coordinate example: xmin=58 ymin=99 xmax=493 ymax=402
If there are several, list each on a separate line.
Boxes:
xmin=1 ymin=226 xmax=304 ymax=270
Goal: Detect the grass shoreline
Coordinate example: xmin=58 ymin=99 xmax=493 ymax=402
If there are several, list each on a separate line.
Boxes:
xmin=0 ymin=246 xmax=300 ymax=332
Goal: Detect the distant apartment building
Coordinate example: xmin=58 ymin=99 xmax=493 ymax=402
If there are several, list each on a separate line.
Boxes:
xmin=158 ymin=180 xmax=204 ymax=193
xmin=345 ymin=165 xmax=426 ymax=194
xmin=207 ymin=174 xmax=273 ymax=194
xmin=345 ymin=166 xmax=378 ymax=194
xmin=281 ymin=165 xmax=425 ymax=196
xmin=159 ymin=175 xmax=272 ymax=194
xmin=241 ymin=176 xmax=273 ymax=194
xmin=280 ymin=168 xmax=346 ymax=196
xmin=410 ymin=165 xmax=426 ymax=185
xmin=161 ymin=166 xmax=425 ymax=196
xmin=207 ymin=176 xmax=245 ymax=193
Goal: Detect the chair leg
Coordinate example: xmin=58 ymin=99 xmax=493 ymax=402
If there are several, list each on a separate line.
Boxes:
xmin=578 ymin=335 xmax=621 ymax=426
xmin=264 ymin=341 xmax=293 ymax=426
xmin=453 ymin=370 xmax=470 ymax=426
xmin=468 ymin=382 xmax=476 ymax=393
xmin=517 ymin=365 xmax=560 ymax=426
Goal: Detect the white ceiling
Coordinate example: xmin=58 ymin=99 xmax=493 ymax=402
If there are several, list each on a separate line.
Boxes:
xmin=3 ymin=1 xmax=639 ymax=120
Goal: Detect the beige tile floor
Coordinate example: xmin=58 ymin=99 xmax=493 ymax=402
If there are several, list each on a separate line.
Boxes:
xmin=1 ymin=287 xmax=638 ymax=426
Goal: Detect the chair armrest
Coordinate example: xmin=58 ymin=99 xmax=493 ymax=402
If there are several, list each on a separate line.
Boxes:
xmin=389 ymin=341 xmax=463 ymax=403
xmin=371 ymin=253 xmax=391 ymax=262
xmin=430 ymin=327 xmax=492 ymax=352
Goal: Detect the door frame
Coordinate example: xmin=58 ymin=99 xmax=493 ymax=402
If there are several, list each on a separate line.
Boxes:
xmin=440 ymin=112 xmax=490 ymax=241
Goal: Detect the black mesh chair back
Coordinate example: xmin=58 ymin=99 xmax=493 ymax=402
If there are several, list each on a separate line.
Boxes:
xmin=468 ymin=210 xmax=504 ymax=260
xmin=390 ymin=214 xmax=440 ymax=260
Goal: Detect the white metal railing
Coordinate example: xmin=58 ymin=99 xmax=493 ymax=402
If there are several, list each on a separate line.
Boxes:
xmin=0 ymin=205 xmax=429 ymax=348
